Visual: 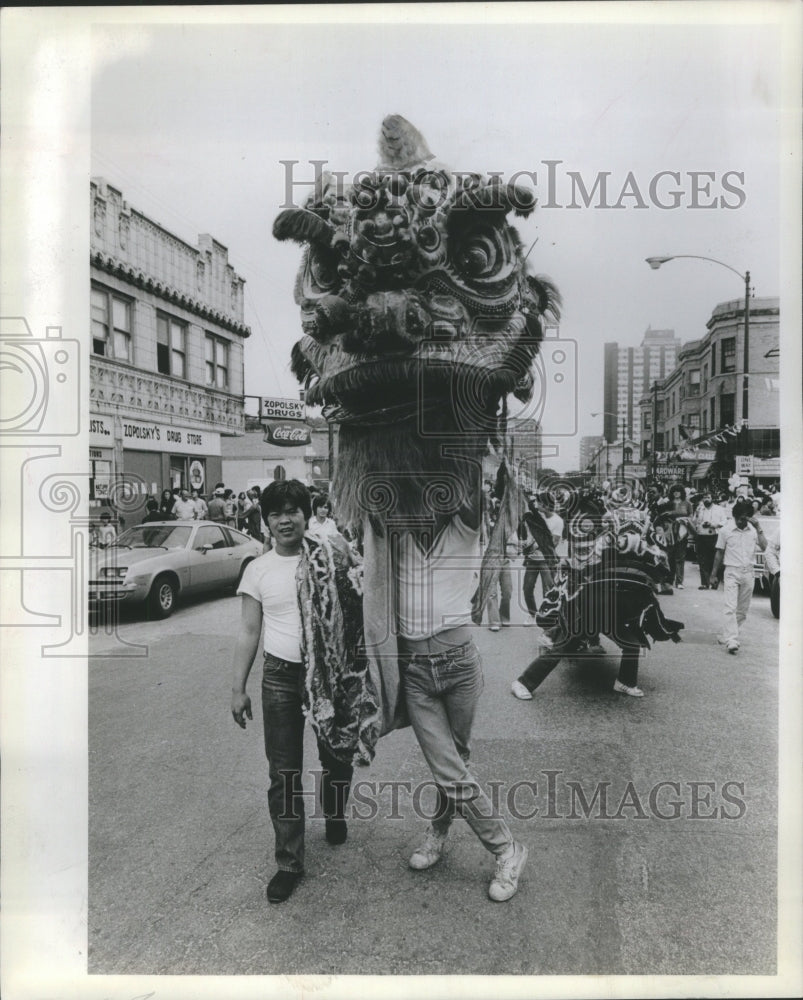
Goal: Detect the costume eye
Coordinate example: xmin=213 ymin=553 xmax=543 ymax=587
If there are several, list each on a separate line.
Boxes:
xmin=452 ymin=225 xmax=506 ymax=280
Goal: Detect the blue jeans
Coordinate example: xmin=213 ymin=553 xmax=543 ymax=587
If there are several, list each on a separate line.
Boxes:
xmin=261 ymin=652 xmax=353 ymax=873
xmin=402 ymin=640 xmax=513 ymax=855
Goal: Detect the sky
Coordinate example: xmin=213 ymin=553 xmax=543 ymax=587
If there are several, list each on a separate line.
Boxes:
xmin=89 ymin=8 xmax=787 ymax=470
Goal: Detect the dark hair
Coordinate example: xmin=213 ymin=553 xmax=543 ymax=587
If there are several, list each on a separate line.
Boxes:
xmin=100 ymin=510 xmax=111 ymax=520
xmin=260 ymin=479 xmax=312 ymax=522
xmin=146 ymin=498 xmax=159 ymax=512
xmin=312 ymin=494 xmax=331 ymax=514
xmin=732 ymin=499 xmax=752 ymax=518
xmin=668 ymin=484 xmax=685 ymax=499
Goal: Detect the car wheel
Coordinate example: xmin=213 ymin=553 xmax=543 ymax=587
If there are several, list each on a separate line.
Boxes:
xmin=770 ymin=574 xmax=780 ymax=619
xmin=148 ymin=575 xmax=177 ymax=619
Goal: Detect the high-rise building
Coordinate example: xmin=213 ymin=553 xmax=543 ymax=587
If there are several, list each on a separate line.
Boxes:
xmin=603 ymin=327 xmax=680 ymax=444
xmin=579 ymin=435 xmax=604 ymax=472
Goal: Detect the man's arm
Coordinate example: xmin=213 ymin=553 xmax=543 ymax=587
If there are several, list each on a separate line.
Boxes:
xmin=709 ymin=546 xmax=725 ymax=584
xmin=749 ymin=517 xmax=768 ymax=552
xmin=231 ymin=594 xmax=262 ymax=728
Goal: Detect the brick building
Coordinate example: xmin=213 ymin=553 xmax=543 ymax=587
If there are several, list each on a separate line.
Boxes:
xmin=89 ymin=179 xmax=250 ymax=521
xmin=638 ymin=296 xmax=780 ymax=486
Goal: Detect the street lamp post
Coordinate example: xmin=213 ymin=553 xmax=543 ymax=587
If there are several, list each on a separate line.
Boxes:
xmin=646 ymin=254 xmax=751 ymax=458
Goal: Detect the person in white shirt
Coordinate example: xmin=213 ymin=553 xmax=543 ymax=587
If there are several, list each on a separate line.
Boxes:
xmin=173 ymin=489 xmax=197 ymax=521
xmin=692 ymin=491 xmax=727 ymax=589
xmin=307 ymin=495 xmax=342 ymax=542
xmin=191 ymin=489 xmax=208 ymax=521
xmin=709 ymin=499 xmax=768 ymax=654
xmin=230 ymin=480 xmax=366 ymax=905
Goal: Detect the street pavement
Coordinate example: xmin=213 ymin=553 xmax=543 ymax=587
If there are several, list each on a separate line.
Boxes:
xmin=88 ymin=560 xmax=780 ymax=977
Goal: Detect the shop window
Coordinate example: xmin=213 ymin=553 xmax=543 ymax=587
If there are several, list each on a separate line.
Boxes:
xmin=157 ymin=313 xmax=187 ymax=378
xmin=169 ymin=456 xmax=188 ymax=490
xmin=92 ymin=284 xmax=132 ymax=361
xmin=721 ymin=337 xmax=736 ymax=372
xmin=205 ymin=334 xmax=229 ymax=390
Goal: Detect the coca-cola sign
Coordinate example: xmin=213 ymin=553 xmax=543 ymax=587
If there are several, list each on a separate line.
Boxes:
xmin=264 ymin=422 xmax=311 ymax=447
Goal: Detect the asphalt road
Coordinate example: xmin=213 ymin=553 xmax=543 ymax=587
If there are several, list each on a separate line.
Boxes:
xmin=88 ymin=564 xmax=779 ymax=977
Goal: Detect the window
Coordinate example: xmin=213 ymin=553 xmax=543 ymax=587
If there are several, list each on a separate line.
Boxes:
xmin=91 ymin=285 xmax=132 ymax=360
xmin=710 ymin=344 xmax=716 ymax=376
xmin=623 ymin=447 xmax=633 ymax=463
xmin=710 ymin=397 xmax=716 ymax=430
xmin=655 ymin=432 xmax=664 ymax=450
xmin=688 ymin=370 xmax=700 ymax=395
xmin=643 ymin=412 xmax=651 ymax=430
xmin=157 ymin=313 xmax=186 ymax=377
xmin=687 ymin=413 xmax=700 ymax=429
xmin=702 ymin=364 xmax=708 ymax=392
xmin=656 ymin=400 xmax=664 ymax=420
xmin=720 ymin=392 xmax=735 ymax=426
xmin=205 ymin=334 xmax=229 ymax=390
xmin=721 ymin=337 xmax=736 ymax=372
xmin=194 ymin=525 xmax=229 ymax=551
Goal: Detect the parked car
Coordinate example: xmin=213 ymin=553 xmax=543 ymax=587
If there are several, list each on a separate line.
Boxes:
xmin=89 ymin=520 xmax=263 ymax=619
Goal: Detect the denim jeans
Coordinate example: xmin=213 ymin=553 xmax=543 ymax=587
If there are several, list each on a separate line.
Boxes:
xmin=261 ymin=652 xmax=353 ymax=873
xmin=518 ymin=638 xmax=642 ymax=691
xmin=522 ymin=559 xmax=554 ymax=617
xmin=402 ymin=639 xmax=513 ymax=856
xmin=486 ymin=561 xmax=513 ymax=626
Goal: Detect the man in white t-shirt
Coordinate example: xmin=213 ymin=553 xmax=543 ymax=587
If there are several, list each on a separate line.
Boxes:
xmin=709 ymin=498 xmax=768 ymax=654
xmin=173 ymin=489 xmax=196 ymax=521
xmin=230 ymin=481 xmax=358 ymax=905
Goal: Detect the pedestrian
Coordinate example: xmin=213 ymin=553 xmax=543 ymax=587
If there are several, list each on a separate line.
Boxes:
xmin=93 ymin=509 xmax=117 ymax=548
xmin=307 ymin=495 xmax=342 ymax=542
xmin=246 ymin=488 xmax=264 ymax=542
xmin=191 ymin=489 xmax=208 ymax=521
xmin=519 ymin=492 xmax=563 ymax=624
xmin=709 ymin=499 xmax=768 ymax=654
xmin=159 ymin=488 xmax=177 ymax=519
xmin=662 ymin=484 xmax=694 ymax=589
xmin=141 ymin=498 xmax=164 ymax=524
xmin=207 ymin=487 xmax=226 ymax=523
xmin=692 ymin=491 xmax=727 ymax=588
xmin=223 ymin=489 xmax=238 ymax=529
xmin=236 ymin=491 xmax=251 ymax=531
xmin=173 ymin=488 xmax=196 ymax=521
xmin=230 ymin=480 xmax=376 ymax=904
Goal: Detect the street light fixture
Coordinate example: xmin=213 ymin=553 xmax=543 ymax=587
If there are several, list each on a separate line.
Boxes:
xmin=645 ymin=254 xmax=751 ymax=441
xmin=590 ymin=410 xmax=628 ymax=483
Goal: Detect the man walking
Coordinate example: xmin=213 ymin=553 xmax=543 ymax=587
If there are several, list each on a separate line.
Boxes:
xmin=709 ymin=499 xmax=768 ymax=654
xmin=693 ymin=491 xmax=726 ymax=589
xmin=519 ymin=492 xmax=563 ymax=624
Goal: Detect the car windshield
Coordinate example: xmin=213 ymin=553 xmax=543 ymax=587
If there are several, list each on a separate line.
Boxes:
xmin=116 ymin=525 xmax=193 ymax=550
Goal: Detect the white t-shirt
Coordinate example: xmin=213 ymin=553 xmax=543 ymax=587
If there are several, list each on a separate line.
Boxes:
xmin=307 ymin=517 xmax=340 ymax=541
xmin=237 ymin=549 xmax=302 ymax=662
xmin=397 ymin=516 xmax=481 ymax=640
xmin=715 ymin=522 xmax=760 ymax=570
xmin=174 ymin=498 xmax=196 ymax=520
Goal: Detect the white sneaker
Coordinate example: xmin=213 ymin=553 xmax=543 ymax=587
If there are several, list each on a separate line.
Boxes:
xmin=613 ymin=679 xmax=644 ymax=698
xmin=489 ymin=624 xmax=501 ymax=632
xmin=409 ymin=826 xmax=448 ymax=870
xmin=676 ymin=584 xmax=684 ymax=590
xmin=511 ymin=680 xmax=533 ymax=701
xmin=488 ymin=841 xmax=528 ymax=902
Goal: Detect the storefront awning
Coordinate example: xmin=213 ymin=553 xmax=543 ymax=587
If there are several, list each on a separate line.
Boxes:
xmin=692 ymin=461 xmax=713 ymax=479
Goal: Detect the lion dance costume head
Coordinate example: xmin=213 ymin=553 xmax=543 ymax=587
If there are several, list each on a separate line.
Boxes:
xmin=274 ymin=115 xmax=560 ymax=530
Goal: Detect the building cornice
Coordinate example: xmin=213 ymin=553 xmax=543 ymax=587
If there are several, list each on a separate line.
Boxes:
xmin=91 ymin=250 xmax=252 ymax=339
